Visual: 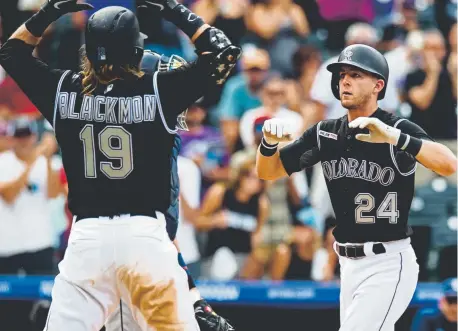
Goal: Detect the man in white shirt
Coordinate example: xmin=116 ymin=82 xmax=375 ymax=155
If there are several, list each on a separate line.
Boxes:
xmin=240 ymin=76 xmax=303 ymax=148
xmin=0 ymin=117 xmax=62 ymax=330
xmin=176 ymin=155 xmax=202 ymax=277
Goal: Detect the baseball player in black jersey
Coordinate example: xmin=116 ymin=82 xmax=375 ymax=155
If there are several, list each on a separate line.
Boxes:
xmin=0 ymin=0 xmax=240 ymax=330
xmin=256 ymin=44 xmax=457 ymax=331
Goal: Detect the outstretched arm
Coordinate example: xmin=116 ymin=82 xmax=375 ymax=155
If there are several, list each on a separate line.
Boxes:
xmin=350 ymin=117 xmax=457 ymax=177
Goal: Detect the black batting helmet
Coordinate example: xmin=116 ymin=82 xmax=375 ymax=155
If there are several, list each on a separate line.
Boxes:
xmin=85 ymin=6 xmax=147 ymax=66
xmin=326 ymin=44 xmax=389 ymax=100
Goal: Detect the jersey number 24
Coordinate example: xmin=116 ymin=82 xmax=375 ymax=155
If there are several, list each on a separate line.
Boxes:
xmin=80 ymin=124 xmax=133 ymax=179
xmin=355 ymin=192 xmax=399 ymax=224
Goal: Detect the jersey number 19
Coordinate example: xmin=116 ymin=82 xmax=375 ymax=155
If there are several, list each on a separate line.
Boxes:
xmin=80 ymin=124 xmax=133 ymax=179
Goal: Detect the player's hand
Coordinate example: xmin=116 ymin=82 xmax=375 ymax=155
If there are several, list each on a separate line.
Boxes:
xmin=262 ymin=118 xmax=294 ymax=145
xmin=194 ymin=299 xmax=235 ymax=331
xmin=349 ymin=117 xmax=400 ymax=145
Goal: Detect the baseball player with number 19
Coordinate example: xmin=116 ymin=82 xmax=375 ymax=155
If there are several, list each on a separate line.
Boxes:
xmin=256 ymin=44 xmax=457 ymax=331
xmin=0 ymin=0 xmax=240 ymax=329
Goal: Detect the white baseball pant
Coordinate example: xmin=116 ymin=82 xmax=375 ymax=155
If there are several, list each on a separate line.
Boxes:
xmin=336 ymin=238 xmax=419 ymax=331
xmin=43 ymin=213 xmax=199 ymax=331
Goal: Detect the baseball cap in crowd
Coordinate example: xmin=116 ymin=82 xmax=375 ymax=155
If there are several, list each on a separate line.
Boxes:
xmin=7 ymin=117 xmax=38 ymax=138
xmin=253 ymin=115 xmax=272 ymax=134
xmin=442 ymin=278 xmax=457 ymax=304
xmin=241 ymin=48 xmax=270 ymax=71
xmin=443 ymin=278 xmax=457 ymax=297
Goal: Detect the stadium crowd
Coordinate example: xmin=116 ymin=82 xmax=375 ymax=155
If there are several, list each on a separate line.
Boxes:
xmin=0 ymin=0 xmax=456 ymax=329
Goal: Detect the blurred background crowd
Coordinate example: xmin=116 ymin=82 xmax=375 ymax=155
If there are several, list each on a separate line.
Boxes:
xmin=0 ymin=0 xmax=457 ymax=330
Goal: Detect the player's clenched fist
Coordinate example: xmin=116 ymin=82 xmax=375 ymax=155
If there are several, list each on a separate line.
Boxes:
xmin=262 ymin=119 xmax=294 ymax=145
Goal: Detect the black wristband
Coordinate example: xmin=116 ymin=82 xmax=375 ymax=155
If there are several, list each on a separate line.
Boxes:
xmin=166 ymin=4 xmax=205 ymax=39
xmin=25 ymin=10 xmax=55 ymax=37
xmin=260 ymin=138 xmax=278 ymax=157
xmin=396 ymin=133 xmax=422 ymax=156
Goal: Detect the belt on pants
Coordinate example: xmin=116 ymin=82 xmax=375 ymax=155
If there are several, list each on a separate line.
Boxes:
xmin=336 ymin=242 xmax=386 ymax=259
xmin=74 ymin=211 xmax=159 ymax=223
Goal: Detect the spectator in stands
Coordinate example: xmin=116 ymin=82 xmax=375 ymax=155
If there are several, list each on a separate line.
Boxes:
xmin=197 ymin=155 xmax=269 ymax=280
xmin=271 ymin=199 xmax=321 ymax=280
xmin=0 ymin=117 xmax=62 ymax=330
xmin=317 ymin=0 xmax=375 ymax=51
xmin=180 ymin=99 xmax=230 ymax=195
xmin=245 ymin=0 xmax=309 ymax=76
xmin=0 ymin=114 xmax=13 ymax=153
xmin=322 ymin=216 xmax=338 ymax=281
xmin=192 ymin=0 xmax=248 ymax=47
xmin=239 ymin=75 xmax=303 ymax=148
xmin=285 ymin=44 xmax=322 ymax=127
xmin=404 ymin=29 xmax=457 ymax=140
xmin=175 ymin=156 xmax=202 ymax=278
xmin=378 ymin=0 xmax=419 ymax=53
xmin=411 ymin=278 xmax=457 ymax=331
xmin=384 ymin=30 xmax=424 ymax=101
xmin=218 ymin=47 xmax=270 ymax=152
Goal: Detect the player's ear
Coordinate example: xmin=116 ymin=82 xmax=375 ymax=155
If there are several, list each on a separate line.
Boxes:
xmin=373 ymin=78 xmax=385 ymax=94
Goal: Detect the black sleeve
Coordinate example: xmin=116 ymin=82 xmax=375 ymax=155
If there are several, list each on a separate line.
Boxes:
xmin=279 ymin=124 xmax=320 ymax=176
xmin=0 ymin=39 xmax=68 ymax=124
xmin=154 ymin=55 xmax=213 ymax=117
xmin=397 ymin=119 xmax=434 ymax=141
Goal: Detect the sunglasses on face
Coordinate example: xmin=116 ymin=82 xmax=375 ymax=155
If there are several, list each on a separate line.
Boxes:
xmin=245 ymin=67 xmax=266 ymax=73
xmin=265 ymin=89 xmax=285 ymax=97
xmin=446 ymin=296 xmax=457 ymax=304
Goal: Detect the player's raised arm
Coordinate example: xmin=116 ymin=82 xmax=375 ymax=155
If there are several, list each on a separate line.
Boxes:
xmin=349 ymin=117 xmax=457 ymax=177
xmin=256 ymin=119 xmax=321 ymax=180
xmin=138 ymin=0 xmax=241 ymax=114
xmin=0 ymin=0 xmax=93 ymax=123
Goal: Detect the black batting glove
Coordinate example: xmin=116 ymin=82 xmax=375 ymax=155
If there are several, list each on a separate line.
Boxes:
xmin=26 ymin=0 xmax=93 ymax=37
xmin=194 ymin=299 xmax=235 ymax=331
xmin=137 ymin=0 xmax=206 ymax=39
xmin=194 ymin=28 xmax=242 ymax=85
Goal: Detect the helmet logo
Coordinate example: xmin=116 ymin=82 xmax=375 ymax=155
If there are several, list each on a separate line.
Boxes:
xmin=97 ymin=47 xmax=106 ymax=61
xmin=343 ymin=49 xmax=353 ymax=61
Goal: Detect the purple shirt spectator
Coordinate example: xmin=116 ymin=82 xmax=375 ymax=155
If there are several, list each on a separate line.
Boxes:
xmin=180 ymin=127 xmax=229 ymax=172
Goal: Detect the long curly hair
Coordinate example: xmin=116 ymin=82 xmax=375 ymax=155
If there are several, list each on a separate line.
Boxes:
xmin=80 ymin=47 xmax=144 ymax=95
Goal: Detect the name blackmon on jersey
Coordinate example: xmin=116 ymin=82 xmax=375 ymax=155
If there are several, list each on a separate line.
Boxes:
xmin=58 ymin=93 xmax=158 ymax=124
xmin=321 ymin=158 xmax=395 ymax=186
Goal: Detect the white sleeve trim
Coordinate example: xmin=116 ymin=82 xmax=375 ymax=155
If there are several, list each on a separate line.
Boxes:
xmin=153 ymin=71 xmax=178 ymax=134
xmin=316 ymin=121 xmax=322 ymax=150
xmin=390 ymin=119 xmax=417 ymax=176
xmin=52 ymin=70 xmax=71 ymax=130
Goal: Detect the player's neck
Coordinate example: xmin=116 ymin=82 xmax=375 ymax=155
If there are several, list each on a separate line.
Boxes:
xmin=347 ymin=104 xmax=379 ymax=122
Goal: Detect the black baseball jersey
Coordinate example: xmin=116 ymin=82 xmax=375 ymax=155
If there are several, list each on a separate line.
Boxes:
xmin=280 ymin=108 xmax=433 ymax=243
xmin=0 ymin=39 xmax=213 ymax=217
